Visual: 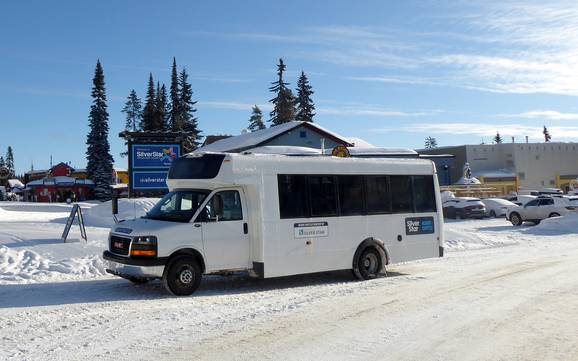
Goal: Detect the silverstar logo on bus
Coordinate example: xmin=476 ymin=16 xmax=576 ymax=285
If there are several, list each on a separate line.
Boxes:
xmin=405 ymin=217 xmax=435 ymax=235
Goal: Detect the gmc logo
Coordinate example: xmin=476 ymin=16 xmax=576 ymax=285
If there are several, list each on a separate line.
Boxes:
xmin=113 ymin=241 xmax=124 ymax=248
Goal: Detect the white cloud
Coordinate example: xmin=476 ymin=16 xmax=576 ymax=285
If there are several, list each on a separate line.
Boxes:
xmin=500 ymin=110 xmax=578 ymax=121
xmin=377 ymin=122 xmax=578 ymax=141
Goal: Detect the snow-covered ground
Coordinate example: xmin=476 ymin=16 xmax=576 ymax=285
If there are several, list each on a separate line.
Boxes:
xmin=1 ymin=202 xmax=577 ymax=360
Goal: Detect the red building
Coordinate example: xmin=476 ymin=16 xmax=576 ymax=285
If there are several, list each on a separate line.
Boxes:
xmin=25 ymin=163 xmax=94 ymax=202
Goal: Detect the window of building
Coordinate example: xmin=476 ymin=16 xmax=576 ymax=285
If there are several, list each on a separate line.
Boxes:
xmin=278 ymin=175 xmax=309 ymax=219
xmin=364 ymin=176 xmax=391 ymax=214
xmin=300 ymin=131 xmax=307 ymax=138
xmin=309 ymin=176 xmax=338 ymax=217
xmin=390 ymin=176 xmax=413 ymax=213
xmin=338 ymin=175 xmax=365 ymax=216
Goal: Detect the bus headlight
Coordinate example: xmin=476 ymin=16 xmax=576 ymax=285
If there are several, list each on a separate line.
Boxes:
xmin=133 ymin=236 xmax=157 ymax=245
xmin=131 ymin=236 xmax=158 ymax=257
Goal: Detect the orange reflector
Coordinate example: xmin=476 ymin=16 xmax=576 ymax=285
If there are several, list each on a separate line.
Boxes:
xmin=131 ymin=249 xmax=157 ymax=257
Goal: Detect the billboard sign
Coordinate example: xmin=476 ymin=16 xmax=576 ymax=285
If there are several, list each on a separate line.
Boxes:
xmin=131 ymin=144 xmax=180 ymax=169
xmin=132 ymin=171 xmax=169 ymax=190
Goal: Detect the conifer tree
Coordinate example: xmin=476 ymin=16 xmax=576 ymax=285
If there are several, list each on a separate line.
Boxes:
xmin=269 ymin=58 xmax=296 ymax=125
xmin=121 ymin=89 xmax=142 ymax=132
xmin=85 ymin=60 xmax=114 ymax=201
xmin=169 ymin=57 xmax=180 ymax=131
xmin=493 ymin=131 xmax=503 ymax=144
xmin=5 ymin=146 xmax=15 ymax=177
xmin=295 ymin=71 xmax=315 ymax=123
xmin=543 ymin=125 xmax=552 ymax=142
xmin=178 ymin=68 xmax=201 ymax=152
xmin=142 ymin=73 xmax=157 ymax=131
xmin=159 ymin=84 xmax=170 ymax=129
xmin=424 ymin=136 xmax=438 ymax=149
xmin=248 ymin=105 xmax=265 ymax=132
xmin=0 ymin=156 xmax=5 ymax=168
xmin=153 ymin=82 xmax=167 ymax=131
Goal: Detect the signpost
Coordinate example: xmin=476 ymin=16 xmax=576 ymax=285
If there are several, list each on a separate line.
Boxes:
xmin=61 ymin=204 xmax=87 ymax=243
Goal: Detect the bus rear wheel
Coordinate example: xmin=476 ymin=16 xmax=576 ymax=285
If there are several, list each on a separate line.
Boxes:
xmin=163 ymin=256 xmax=202 ymax=296
xmin=355 ymin=247 xmax=383 ymax=280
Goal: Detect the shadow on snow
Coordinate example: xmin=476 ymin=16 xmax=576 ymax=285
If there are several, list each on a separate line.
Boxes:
xmin=0 ymin=270 xmax=407 ymax=309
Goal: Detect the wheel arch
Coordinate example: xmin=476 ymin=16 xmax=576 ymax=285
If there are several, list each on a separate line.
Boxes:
xmin=165 ymin=248 xmax=206 ymax=274
xmin=353 ymin=237 xmax=389 ymax=268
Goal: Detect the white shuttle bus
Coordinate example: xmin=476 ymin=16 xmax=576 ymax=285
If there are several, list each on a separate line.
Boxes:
xmin=103 ymin=152 xmax=444 ymax=295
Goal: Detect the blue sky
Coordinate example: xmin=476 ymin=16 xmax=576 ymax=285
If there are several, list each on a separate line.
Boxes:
xmin=2 ymin=0 xmax=578 ymax=174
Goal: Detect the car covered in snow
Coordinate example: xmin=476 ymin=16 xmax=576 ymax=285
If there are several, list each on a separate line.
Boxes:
xmin=442 ymin=197 xmax=486 ymax=219
xmin=481 ymin=198 xmax=516 ymax=218
xmin=506 ymin=196 xmax=574 ymax=226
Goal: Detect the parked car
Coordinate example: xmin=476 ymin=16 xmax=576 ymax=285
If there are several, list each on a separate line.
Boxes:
xmin=506 ymin=197 xmax=574 ymax=226
xmin=481 ymin=198 xmax=517 ymax=218
xmin=442 ymin=197 xmax=486 ymax=219
xmin=505 ymin=194 xmax=537 ymax=206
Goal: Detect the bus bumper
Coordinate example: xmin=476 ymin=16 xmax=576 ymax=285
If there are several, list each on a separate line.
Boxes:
xmin=103 ymin=251 xmax=166 ymax=279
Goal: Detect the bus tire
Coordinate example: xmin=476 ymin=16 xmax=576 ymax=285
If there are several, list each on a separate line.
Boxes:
xmin=353 ymin=246 xmax=383 ymax=280
xmin=163 ymin=256 xmax=202 ymax=296
xmin=549 ymin=213 xmax=560 ymax=218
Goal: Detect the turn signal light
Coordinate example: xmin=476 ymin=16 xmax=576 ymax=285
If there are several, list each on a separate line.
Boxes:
xmin=131 ymin=249 xmax=157 ymax=257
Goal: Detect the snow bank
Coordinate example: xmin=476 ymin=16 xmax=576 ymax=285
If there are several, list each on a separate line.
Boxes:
xmin=444 ymin=219 xmax=520 ymax=251
xmin=524 ymin=213 xmax=578 ymax=235
xmin=0 ymin=245 xmax=106 ymax=284
xmin=82 ymin=198 xmax=159 ymax=228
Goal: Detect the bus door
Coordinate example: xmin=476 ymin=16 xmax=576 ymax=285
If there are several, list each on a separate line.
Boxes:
xmin=195 ymin=189 xmax=251 ymax=271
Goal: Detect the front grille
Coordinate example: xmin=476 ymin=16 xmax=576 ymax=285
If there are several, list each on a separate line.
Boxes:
xmin=110 ymin=235 xmax=131 ymax=256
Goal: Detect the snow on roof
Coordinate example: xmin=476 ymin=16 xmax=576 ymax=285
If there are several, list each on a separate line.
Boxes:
xmin=113 ymin=167 xmax=127 ymax=172
xmin=26 ymin=177 xmax=95 ymax=187
xmin=196 ymin=121 xmax=353 ymax=153
xmin=454 ymin=176 xmax=482 ymax=185
xmin=7 ymin=179 xmax=24 ymax=188
xmin=242 ymin=145 xmax=322 ymax=155
xmin=345 ymin=147 xmax=418 ymax=156
xmin=348 ymin=137 xmax=375 ymax=148
xmin=25 ymin=169 xmax=48 ymax=175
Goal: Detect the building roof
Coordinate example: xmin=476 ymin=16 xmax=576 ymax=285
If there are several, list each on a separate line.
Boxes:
xmin=26 ymin=176 xmax=95 ymax=187
xmin=196 ymin=121 xmax=354 ymax=153
xmin=202 ymin=135 xmax=232 ymax=147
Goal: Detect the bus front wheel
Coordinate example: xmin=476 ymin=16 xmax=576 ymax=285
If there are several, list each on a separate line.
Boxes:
xmin=163 ymin=256 xmax=202 ymax=296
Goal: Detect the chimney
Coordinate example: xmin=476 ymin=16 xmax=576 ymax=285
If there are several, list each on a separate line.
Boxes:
xmin=525 ymin=136 xmax=529 ymax=144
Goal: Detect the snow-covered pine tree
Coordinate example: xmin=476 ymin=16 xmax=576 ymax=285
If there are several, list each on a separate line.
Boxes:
xmin=160 ymin=84 xmax=170 ymax=130
xmin=178 ymin=68 xmax=201 ymax=152
xmin=142 ymin=73 xmax=157 ymax=132
xmin=493 ymin=131 xmax=503 ymax=144
xmin=86 ymin=60 xmax=114 ymax=201
xmin=248 ymin=105 xmax=265 ymax=132
xmin=122 ymin=89 xmax=142 ymax=132
xmin=424 ymin=136 xmax=437 ymax=149
xmin=5 ymin=146 xmax=15 ymax=177
xmin=0 ymin=156 xmax=5 ymax=168
xmin=295 ymin=71 xmax=315 ymax=123
xmin=543 ymin=125 xmax=552 ymax=142
xmin=169 ymin=57 xmax=180 ymax=131
xmin=269 ymin=58 xmax=296 ymax=126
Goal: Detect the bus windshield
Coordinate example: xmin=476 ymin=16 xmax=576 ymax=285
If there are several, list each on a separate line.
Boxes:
xmin=144 ymin=190 xmax=209 ymax=223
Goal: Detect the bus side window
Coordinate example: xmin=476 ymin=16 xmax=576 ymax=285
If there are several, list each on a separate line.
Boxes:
xmin=390 ymin=176 xmax=413 ymax=213
xmin=412 ymin=175 xmax=436 ymax=212
xmin=278 ymin=175 xmax=309 ymax=219
xmin=204 ymin=191 xmax=243 ymax=221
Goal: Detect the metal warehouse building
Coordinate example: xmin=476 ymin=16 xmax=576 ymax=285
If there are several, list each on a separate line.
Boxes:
xmin=419 ymin=142 xmax=578 ymax=194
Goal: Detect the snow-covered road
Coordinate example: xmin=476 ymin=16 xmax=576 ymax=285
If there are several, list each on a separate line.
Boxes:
xmin=1 ymin=203 xmax=578 ymax=361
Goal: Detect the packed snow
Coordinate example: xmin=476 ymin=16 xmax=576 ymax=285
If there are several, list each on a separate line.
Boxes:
xmin=1 ymin=201 xmax=578 ymax=360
